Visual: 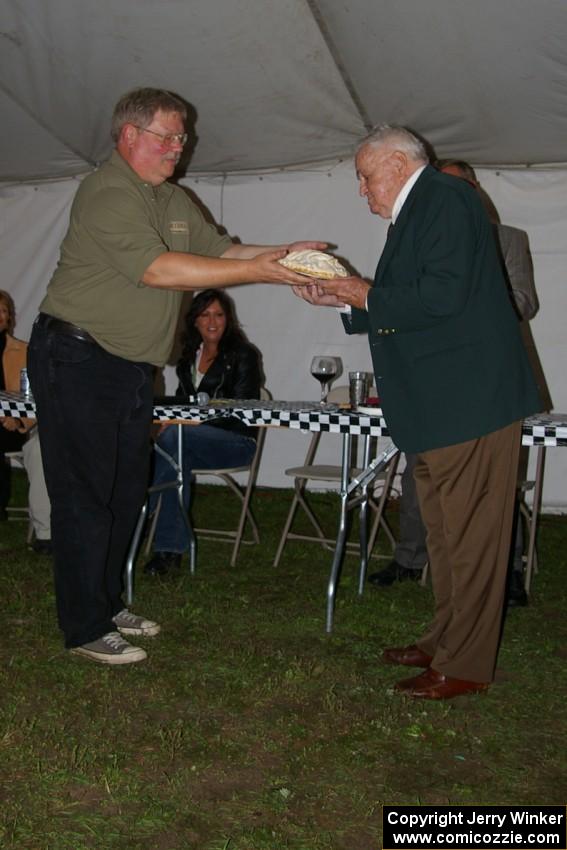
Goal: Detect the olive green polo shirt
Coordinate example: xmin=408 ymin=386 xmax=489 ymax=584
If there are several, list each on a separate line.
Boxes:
xmin=41 ymin=151 xmax=232 ymax=365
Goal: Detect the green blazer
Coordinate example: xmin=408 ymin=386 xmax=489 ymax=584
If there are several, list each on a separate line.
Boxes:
xmin=343 ymin=166 xmax=541 ymax=453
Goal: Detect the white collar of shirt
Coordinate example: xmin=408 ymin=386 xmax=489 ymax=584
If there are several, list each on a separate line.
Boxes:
xmin=391 ymin=164 xmax=427 ymax=224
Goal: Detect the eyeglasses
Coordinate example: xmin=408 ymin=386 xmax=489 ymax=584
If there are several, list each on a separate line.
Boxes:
xmin=134 ymin=125 xmax=188 ymax=147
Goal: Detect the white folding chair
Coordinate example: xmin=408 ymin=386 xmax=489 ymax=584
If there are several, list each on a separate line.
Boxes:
xmin=4 ymin=451 xmax=34 ymax=542
xmin=145 ymin=388 xmax=270 ymax=567
xmin=273 ymin=386 xmax=399 ymax=567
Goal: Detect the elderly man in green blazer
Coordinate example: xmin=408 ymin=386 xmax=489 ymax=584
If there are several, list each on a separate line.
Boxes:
xmin=295 ymin=125 xmax=541 ymax=699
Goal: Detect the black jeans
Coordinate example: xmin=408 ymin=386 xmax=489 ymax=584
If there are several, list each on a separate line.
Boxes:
xmin=28 ymin=320 xmax=154 ymax=648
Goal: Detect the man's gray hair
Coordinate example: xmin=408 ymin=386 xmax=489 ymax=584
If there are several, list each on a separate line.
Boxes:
xmin=111 ymin=87 xmax=188 ymax=142
xmin=356 ymin=124 xmax=429 ymax=163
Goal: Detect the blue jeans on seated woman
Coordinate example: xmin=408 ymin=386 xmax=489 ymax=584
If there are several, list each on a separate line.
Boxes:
xmin=150 ymin=423 xmax=257 ymax=553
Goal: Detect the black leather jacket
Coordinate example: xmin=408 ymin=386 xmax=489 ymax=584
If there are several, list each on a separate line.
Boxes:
xmin=175 ymin=340 xmax=262 ymax=438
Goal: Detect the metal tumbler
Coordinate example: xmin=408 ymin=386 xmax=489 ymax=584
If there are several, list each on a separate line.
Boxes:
xmin=348 ymin=371 xmax=372 ymax=408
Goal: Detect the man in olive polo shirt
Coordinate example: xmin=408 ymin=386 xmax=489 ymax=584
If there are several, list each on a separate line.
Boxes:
xmin=28 ymin=87 xmax=322 ymax=665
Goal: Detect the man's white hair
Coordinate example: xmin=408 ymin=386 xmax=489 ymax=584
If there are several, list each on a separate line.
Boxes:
xmin=356 ymin=124 xmax=429 ymax=163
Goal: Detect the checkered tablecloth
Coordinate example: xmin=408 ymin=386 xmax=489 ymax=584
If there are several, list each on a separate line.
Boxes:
xmin=154 ymin=399 xmax=391 ymax=436
xmin=1 ymin=391 xmax=566 ymax=446
xmin=1 ymin=392 xmax=36 ymax=418
xmin=521 ymin=414 xmax=567 ymax=447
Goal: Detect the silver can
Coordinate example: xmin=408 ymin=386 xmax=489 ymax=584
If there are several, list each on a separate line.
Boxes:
xmin=20 ymin=367 xmax=31 ymax=397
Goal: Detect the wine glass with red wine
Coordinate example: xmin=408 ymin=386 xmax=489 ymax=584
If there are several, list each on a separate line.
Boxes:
xmin=310 ymin=356 xmax=338 ymax=403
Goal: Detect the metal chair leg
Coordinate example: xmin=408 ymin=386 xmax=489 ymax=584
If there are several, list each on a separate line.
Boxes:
xmin=326 ymin=434 xmax=352 ymax=633
xmin=523 ymin=446 xmax=545 ymax=594
xmin=125 ymin=501 xmax=149 ymax=606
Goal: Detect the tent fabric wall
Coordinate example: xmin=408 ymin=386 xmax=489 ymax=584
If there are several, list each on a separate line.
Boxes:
xmin=1 ymin=164 xmax=566 ymax=509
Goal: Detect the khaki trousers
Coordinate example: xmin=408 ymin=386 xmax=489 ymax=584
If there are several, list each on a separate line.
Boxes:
xmin=413 ymin=421 xmax=522 ymax=683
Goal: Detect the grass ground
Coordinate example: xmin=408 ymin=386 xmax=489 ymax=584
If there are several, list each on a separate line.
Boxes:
xmin=1 ymin=473 xmax=566 ymax=850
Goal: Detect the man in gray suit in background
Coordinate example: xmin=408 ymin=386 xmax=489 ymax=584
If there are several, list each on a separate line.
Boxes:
xmin=439 ymin=160 xmax=538 ymax=321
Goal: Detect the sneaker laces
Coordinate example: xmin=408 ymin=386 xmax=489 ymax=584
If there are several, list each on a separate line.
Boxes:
xmin=102 ymin=631 xmax=130 ymax=650
xmin=114 ymin=609 xmax=139 ymax=626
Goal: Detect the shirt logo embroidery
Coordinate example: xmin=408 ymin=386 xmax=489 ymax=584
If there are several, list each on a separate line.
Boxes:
xmin=170 ymin=221 xmax=189 ymax=233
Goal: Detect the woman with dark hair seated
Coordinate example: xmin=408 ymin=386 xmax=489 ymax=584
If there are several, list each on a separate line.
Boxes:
xmin=145 ymin=289 xmax=261 ymax=575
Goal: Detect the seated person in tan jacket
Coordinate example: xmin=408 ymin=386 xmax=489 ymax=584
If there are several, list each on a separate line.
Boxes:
xmin=0 ymin=290 xmax=51 ymax=550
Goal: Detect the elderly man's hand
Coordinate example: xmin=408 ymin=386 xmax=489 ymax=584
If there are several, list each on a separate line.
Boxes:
xmin=292 ymin=283 xmax=346 ymax=307
xmin=318 ymin=276 xmax=370 ymax=310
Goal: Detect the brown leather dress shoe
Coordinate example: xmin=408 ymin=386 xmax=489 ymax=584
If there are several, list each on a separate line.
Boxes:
xmin=382 ymin=644 xmax=433 ymax=667
xmin=395 ymin=667 xmax=489 ymax=700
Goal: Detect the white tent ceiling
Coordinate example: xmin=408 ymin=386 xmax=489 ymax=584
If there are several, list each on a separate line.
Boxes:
xmin=2 ymin=0 xmax=567 ymax=182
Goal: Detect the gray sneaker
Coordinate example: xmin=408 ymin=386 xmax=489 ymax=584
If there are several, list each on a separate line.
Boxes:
xmin=113 ymin=608 xmax=161 ymax=637
xmin=70 ymin=631 xmax=147 ymax=665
